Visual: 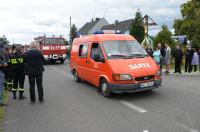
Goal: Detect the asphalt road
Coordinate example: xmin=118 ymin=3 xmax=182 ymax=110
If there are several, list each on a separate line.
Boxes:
xmin=3 ymin=61 xmax=200 ymax=132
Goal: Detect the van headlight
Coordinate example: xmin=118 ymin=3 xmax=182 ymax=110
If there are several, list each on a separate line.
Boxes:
xmin=113 ymin=74 xmax=132 ymax=81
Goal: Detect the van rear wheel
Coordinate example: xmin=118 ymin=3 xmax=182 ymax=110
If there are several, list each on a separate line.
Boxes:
xmin=100 ymin=79 xmax=113 ymax=98
xmin=74 ymin=70 xmax=81 ymax=82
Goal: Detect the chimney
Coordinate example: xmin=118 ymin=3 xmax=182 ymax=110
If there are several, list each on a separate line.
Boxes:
xmin=96 ymin=18 xmax=100 ymax=21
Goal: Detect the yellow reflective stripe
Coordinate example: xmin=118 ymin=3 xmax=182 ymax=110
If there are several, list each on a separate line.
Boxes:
xmin=10 ymin=58 xmax=24 ymax=64
xmin=18 ymin=58 xmax=24 ymax=63
xmin=6 ymin=82 xmax=13 ymax=85
xmin=11 ymin=59 xmax=17 ymax=64
xmin=12 ymin=88 xmax=24 ymax=91
xmin=18 ymin=88 xmax=24 ymax=91
xmin=12 ymin=88 xmax=18 ymax=91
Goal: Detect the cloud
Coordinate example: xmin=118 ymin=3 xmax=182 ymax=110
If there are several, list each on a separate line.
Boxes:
xmin=32 ymin=13 xmax=59 ymax=27
xmin=0 ymin=0 xmax=187 ymax=44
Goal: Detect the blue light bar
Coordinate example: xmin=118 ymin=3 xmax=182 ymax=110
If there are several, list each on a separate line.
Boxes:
xmin=93 ymin=30 xmax=122 ymax=34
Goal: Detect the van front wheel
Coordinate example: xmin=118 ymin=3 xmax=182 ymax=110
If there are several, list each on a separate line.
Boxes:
xmin=100 ymin=79 xmax=113 ymax=98
xmin=74 ymin=70 xmax=81 ymax=82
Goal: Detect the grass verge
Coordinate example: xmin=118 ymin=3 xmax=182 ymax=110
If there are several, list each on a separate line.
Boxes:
xmin=0 ymin=90 xmax=9 ymax=132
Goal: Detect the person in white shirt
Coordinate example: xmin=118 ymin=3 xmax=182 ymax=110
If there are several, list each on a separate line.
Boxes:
xmin=165 ymin=44 xmax=171 ymax=75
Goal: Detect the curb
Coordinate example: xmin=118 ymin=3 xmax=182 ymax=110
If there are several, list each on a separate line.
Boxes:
xmin=162 ymin=70 xmax=200 ymax=76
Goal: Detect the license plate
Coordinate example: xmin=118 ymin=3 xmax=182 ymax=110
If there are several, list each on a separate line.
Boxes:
xmin=140 ymin=81 xmax=154 ymax=88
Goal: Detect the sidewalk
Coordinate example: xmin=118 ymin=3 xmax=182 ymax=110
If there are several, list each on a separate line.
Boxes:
xmin=162 ymin=69 xmax=200 ymax=76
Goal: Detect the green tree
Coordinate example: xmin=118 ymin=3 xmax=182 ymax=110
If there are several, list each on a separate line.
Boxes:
xmin=173 ymin=0 xmax=200 ymax=47
xmin=69 ymin=24 xmax=77 ymax=44
xmin=129 ymin=11 xmax=145 ymax=43
xmin=0 ymin=35 xmax=9 ymax=45
xmin=154 ymin=25 xmax=174 ymax=48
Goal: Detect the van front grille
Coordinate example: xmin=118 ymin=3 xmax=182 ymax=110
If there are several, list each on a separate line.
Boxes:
xmin=135 ymin=75 xmax=155 ymax=81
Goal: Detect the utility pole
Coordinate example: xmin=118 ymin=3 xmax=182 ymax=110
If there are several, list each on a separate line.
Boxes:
xmin=69 ymin=16 xmax=72 ymax=44
xmin=70 ymin=16 xmax=72 ymax=30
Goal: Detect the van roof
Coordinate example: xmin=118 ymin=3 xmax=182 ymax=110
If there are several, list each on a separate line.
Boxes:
xmin=73 ymin=34 xmax=135 ymax=44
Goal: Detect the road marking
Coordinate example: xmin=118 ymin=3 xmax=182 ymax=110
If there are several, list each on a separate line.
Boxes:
xmin=120 ymin=101 xmax=147 ymax=114
xmin=143 ymin=130 xmax=149 ymax=132
xmin=176 ymin=123 xmax=199 ymax=132
xmin=2 ymin=120 xmax=16 ymax=124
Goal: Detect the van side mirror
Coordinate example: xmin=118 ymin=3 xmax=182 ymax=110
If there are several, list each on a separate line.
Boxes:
xmin=94 ymin=54 xmax=105 ymax=63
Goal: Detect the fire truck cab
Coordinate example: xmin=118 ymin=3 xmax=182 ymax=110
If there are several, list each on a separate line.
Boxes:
xmin=34 ymin=35 xmax=66 ymax=64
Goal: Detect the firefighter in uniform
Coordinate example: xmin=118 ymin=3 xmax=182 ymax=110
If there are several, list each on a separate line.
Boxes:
xmin=10 ymin=47 xmax=26 ymax=100
xmin=4 ymin=47 xmax=13 ymax=91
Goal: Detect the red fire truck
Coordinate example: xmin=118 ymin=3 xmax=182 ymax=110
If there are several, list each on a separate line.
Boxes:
xmin=34 ymin=35 xmax=67 ymax=64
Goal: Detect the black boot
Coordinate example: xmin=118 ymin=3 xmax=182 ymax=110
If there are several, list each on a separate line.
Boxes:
xmin=9 ymin=84 xmax=13 ymax=92
xmin=13 ymin=92 xmax=17 ymax=100
xmin=19 ymin=93 xmax=26 ymax=100
xmin=4 ymin=83 xmax=8 ymax=91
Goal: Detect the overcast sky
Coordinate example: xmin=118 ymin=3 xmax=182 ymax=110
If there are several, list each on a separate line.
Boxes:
xmin=0 ymin=0 xmax=187 ymax=44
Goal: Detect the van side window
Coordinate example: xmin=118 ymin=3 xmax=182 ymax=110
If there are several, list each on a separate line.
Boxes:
xmin=79 ymin=44 xmax=88 ymax=58
xmin=90 ymin=43 xmax=103 ymax=60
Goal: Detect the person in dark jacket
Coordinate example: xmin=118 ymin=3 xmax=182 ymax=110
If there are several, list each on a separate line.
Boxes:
xmin=25 ymin=42 xmax=45 ymax=104
xmin=10 ymin=47 xmax=26 ymax=100
xmin=173 ymin=44 xmax=183 ymax=74
xmin=4 ymin=47 xmax=13 ymax=91
xmin=158 ymin=43 xmax=166 ymax=74
xmin=185 ymin=46 xmax=194 ymax=73
xmin=198 ymin=49 xmax=200 ymax=72
xmin=146 ymin=44 xmax=153 ymax=58
xmin=0 ymin=43 xmax=8 ymax=106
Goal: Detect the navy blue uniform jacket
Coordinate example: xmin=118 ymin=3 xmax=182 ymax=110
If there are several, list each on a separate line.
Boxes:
xmin=25 ymin=49 xmax=45 ymax=75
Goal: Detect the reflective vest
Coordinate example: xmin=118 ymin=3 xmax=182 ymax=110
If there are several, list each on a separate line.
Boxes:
xmin=10 ymin=58 xmax=24 ymax=64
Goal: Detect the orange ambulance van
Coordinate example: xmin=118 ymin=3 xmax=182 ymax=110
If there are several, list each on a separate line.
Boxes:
xmin=70 ymin=30 xmax=162 ymax=98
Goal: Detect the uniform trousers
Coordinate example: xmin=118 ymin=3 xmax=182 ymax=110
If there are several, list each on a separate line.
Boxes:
xmin=28 ymin=73 xmax=43 ymax=102
xmin=13 ymin=71 xmax=25 ymax=94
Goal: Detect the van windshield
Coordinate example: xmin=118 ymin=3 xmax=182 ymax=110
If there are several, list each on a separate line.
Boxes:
xmin=102 ymin=40 xmax=148 ymax=59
